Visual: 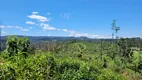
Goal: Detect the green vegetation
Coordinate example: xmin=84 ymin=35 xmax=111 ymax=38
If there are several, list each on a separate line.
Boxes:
xmin=0 ymin=36 xmax=142 ymax=80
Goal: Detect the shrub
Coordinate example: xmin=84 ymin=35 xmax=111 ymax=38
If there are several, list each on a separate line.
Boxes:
xmin=6 ymin=36 xmax=30 ymax=56
xmin=98 ymin=69 xmax=125 ymax=80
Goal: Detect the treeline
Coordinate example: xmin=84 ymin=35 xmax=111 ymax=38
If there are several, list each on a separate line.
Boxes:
xmin=1 ymin=36 xmax=142 ymax=52
xmin=31 ymin=37 xmax=142 ymax=53
xmin=125 ymin=37 xmax=142 ymax=48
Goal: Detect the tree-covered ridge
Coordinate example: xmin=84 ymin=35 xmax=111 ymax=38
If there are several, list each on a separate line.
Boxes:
xmin=0 ymin=36 xmax=142 ymax=80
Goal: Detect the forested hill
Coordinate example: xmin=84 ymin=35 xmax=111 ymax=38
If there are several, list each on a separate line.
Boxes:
xmin=0 ymin=35 xmax=104 ymax=51
xmin=1 ymin=35 xmax=142 ymax=43
xmin=0 ymin=35 xmax=113 ymax=42
xmin=0 ymin=36 xmax=142 ymax=79
xmin=1 ymin=35 xmax=142 ymax=52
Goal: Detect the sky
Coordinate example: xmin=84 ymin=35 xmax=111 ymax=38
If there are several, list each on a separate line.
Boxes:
xmin=0 ymin=0 xmax=142 ymax=38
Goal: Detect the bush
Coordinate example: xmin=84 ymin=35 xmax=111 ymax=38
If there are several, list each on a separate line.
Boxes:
xmin=6 ymin=36 xmax=30 ymax=56
xmin=98 ymin=69 xmax=125 ymax=80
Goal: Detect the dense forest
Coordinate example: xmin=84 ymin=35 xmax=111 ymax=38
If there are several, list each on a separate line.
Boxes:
xmin=0 ymin=36 xmax=142 ymax=80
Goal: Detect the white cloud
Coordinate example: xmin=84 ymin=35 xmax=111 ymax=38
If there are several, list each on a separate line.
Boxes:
xmin=2 ymin=25 xmax=29 ymax=32
xmin=7 ymin=26 xmax=14 ymax=28
xmin=26 ymin=21 xmax=35 ymax=25
xmin=57 ymin=29 xmax=61 ymax=31
xmin=87 ymin=35 xmax=111 ymax=39
xmin=60 ymin=13 xmax=71 ymax=19
xmin=15 ymin=26 xmax=29 ymax=32
xmin=134 ymin=36 xmax=140 ymax=37
xmin=62 ymin=29 xmax=68 ymax=32
xmin=21 ymin=28 xmax=29 ymax=32
xmin=68 ymin=30 xmax=76 ymax=34
xmin=40 ymin=23 xmax=56 ymax=30
xmin=15 ymin=26 xmax=22 ymax=29
xmin=68 ymin=31 xmax=88 ymax=37
xmin=0 ymin=25 xmax=5 ymax=28
xmin=122 ymin=36 xmax=142 ymax=38
xmin=62 ymin=29 xmax=87 ymax=37
xmin=47 ymin=13 xmax=51 ymax=15
xmin=1 ymin=30 xmax=6 ymax=36
xmin=1 ymin=23 xmax=111 ymax=38
xmin=28 ymin=14 xmax=50 ymax=22
xmin=1 ymin=30 xmax=6 ymax=34
xmin=13 ymin=26 xmax=29 ymax=32
xmin=61 ymin=28 xmax=111 ymax=39
xmin=29 ymin=27 xmax=32 ymax=29
xmin=0 ymin=12 xmax=112 ymax=38
xmin=32 ymin=12 xmax=38 ymax=15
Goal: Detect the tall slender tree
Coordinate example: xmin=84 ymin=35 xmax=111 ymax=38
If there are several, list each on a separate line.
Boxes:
xmin=111 ymin=20 xmax=116 ymax=40
xmin=0 ymin=21 xmax=2 ymax=51
xmin=111 ymin=20 xmax=120 ymax=40
xmin=111 ymin=20 xmax=120 ymax=58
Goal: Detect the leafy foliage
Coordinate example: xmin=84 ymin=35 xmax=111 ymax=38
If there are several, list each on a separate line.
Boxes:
xmin=6 ymin=36 xmax=30 ymax=56
xmin=0 ymin=36 xmax=142 ymax=80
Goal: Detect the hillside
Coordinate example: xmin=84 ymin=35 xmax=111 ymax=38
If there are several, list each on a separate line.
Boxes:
xmin=0 ymin=36 xmax=142 ymax=80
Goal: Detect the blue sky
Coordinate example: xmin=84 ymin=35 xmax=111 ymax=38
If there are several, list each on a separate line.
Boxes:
xmin=0 ymin=0 xmax=142 ymax=38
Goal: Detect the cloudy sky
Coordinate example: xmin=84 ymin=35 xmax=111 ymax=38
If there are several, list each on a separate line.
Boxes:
xmin=0 ymin=0 xmax=142 ymax=38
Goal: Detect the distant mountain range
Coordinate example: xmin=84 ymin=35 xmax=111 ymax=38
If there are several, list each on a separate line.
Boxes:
xmin=1 ymin=35 xmax=141 ymax=52
xmin=0 ymin=35 xmax=113 ymax=52
xmin=1 ymin=35 xmax=141 ymax=42
xmin=0 ymin=35 xmax=112 ymax=42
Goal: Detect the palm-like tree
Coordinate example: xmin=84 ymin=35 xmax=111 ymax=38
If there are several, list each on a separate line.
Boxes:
xmin=111 ymin=20 xmax=116 ymax=39
xmin=111 ymin=20 xmax=120 ymax=39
